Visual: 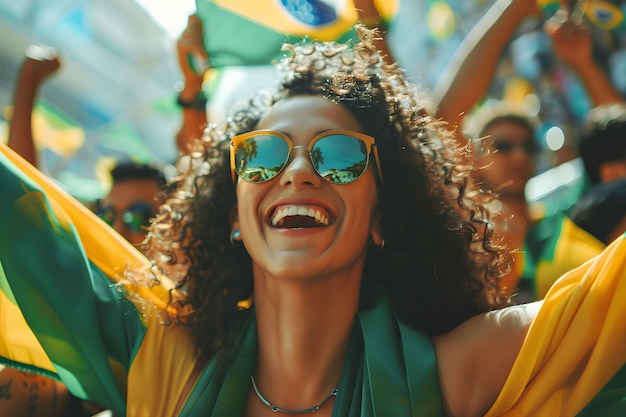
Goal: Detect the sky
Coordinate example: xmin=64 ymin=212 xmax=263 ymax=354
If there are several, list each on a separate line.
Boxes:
xmin=135 ymin=0 xmax=197 ymax=38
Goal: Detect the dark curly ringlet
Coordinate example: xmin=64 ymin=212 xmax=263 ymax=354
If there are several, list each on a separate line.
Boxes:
xmin=129 ymin=25 xmax=511 ymax=364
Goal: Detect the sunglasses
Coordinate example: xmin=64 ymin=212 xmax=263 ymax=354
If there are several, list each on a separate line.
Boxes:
xmin=230 ymin=129 xmax=383 ymax=184
xmin=492 ymin=139 xmax=538 ymax=156
xmin=96 ymin=201 xmax=155 ymax=233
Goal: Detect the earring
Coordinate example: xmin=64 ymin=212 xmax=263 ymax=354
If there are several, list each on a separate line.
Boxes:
xmin=370 ymin=236 xmax=385 ymax=251
xmin=230 ymin=229 xmax=241 ymax=248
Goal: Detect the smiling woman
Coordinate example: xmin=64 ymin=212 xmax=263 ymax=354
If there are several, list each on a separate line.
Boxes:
xmin=1 ymin=25 xmax=626 ymax=417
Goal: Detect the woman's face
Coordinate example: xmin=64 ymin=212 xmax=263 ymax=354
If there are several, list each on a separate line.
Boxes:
xmin=234 ymin=95 xmax=381 ymax=281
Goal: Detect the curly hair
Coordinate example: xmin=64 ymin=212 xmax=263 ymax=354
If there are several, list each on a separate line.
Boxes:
xmin=130 ymin=25 xmax=511 ymax=364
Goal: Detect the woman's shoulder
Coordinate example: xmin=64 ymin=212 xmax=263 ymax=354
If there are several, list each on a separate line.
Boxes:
xmin=432 ymin=301 xmax=542 ymax=416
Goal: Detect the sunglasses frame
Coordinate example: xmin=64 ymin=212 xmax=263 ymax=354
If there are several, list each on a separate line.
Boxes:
xmin=230 ymin=129 xmax=383 ymax=184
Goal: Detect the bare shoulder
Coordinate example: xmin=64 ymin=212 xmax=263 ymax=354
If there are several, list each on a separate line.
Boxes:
xmin=432 ymin=301 xmax=543 ymax=417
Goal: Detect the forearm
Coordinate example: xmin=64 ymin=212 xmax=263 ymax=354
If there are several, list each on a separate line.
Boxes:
xmin=569 ymin=60 xmax=624 ymax=106
xmin=176 ymin=77 xmax=207 ymax=153
xmin=176 ymin=107 xmax=207 ymax=154
xmin=433 ymin=0 xmax=535 ymax=128
xmin=176 ymin=24 xmax=208 ymax=154
xmin=8 ymin=65 xmax=40 ymax=166
xmin=0 ymin=366 xmax=69 ymax=417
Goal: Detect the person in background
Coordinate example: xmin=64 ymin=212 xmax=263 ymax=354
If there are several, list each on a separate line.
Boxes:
xmin=174 ymin=0 xmax=397 ymax=153
xmin=577 ymin=102 xmax=626 ymax=185
xmin=566 ymin=103 xmax=626 ymax=247
xmin=569 ymin=177 xmax=626 ymax=245
xmin=432 ymin=0 xmax=620 ymax=301
xmin=96 ymin=161 xmax=167 ymax=244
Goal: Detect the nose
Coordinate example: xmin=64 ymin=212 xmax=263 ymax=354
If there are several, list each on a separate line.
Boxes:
xmin=279 ymin=146 xmax=322 ymax=188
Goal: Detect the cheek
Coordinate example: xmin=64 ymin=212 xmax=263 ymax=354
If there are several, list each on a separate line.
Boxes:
xmin=236 ymin=183 xmax=267 ymax=233
xmin=347 ymin=181 xmax=379 ymax=232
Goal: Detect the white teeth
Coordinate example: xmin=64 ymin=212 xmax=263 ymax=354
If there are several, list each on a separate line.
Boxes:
xmin=271 ymin=205 xmax=329 ymax=227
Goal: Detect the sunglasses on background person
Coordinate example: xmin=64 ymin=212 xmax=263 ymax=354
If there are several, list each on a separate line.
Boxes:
xmin=96 ymin=200 xmax=155 ymax=233
xmin=230 ymin=130 xmax=383 ymax=184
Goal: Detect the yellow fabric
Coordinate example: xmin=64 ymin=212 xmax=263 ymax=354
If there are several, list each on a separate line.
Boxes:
xmin=535 ymin=217 xmax=606 ymax=298
xmin=373 ymin=0 xmax=398 ymax=21
xmin=211 ymin=0 xmax=360 ymax=41
xmin=0 ymin=280 xmax=55 ymax=373
xmin=126 ymin=313 xmax=197 ymax=417
xmin=486 ymin=234 xmax=626 ymax=416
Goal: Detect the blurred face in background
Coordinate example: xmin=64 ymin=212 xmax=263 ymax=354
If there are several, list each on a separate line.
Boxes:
xmin=97 ymin=178 xmax=161 ymax=244
xmin=474 ymin=119 xmax=537 ymax=198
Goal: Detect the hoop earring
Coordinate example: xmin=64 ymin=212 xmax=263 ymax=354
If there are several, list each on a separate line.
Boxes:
xmin=230 ymin=229 xmax=241 ymax=249
xmin=379 ymin=239 xmax=385 ymax=251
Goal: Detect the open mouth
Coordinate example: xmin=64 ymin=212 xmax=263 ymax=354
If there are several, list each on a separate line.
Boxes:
xmin=270 ymin=205 xmax=331 ymax=229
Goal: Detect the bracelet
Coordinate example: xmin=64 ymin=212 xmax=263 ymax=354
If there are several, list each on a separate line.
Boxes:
xmin=176 ymin=91 xmax=208 ymax=110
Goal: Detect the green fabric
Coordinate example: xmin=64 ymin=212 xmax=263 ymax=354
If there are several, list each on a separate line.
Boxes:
xmin=195 ymin=1 xmax=359 ymax=69
xmin=578 ymin=364 xmax=626 ymax=416
xmin=0 ymin=151 xmax=145 ymax=416
xmin=520 ymin=212 xmax=566 ymax=298
xmin=179 ymin=288 xmax=443 ymax=416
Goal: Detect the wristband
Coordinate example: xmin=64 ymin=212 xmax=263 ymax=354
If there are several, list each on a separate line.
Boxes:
xmin=176 ymin=91 xmax=208 ymax=110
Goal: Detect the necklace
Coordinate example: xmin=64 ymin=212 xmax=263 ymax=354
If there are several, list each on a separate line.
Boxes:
xmin=250 ymin=375 xmax=338 ymax=414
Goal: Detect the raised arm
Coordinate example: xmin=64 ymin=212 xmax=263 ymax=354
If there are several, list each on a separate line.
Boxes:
xmin=8 ymin=45 xmax=61 ymax=166
xmin=432 ymin=0 xmax=542 ymax=139
xmin=544 ymin=8 xmax=624 ymax=106
xmin=175 ymin=14 xmax=209 ymax=154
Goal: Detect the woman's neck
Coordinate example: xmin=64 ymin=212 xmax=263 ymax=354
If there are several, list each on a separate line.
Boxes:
xmin=248 ymin=270 xmax=361 ymax=415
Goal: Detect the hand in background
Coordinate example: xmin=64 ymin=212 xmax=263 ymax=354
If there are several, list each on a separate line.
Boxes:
xmin=177 ymin=14 xmax=208 ymax=88
xmin=8 ymin=44 xmax=62 ymax=166
xmin=543 ymin=6 xmax=623 ymax=105
xmin=544 ymin=8 xmax=592 ymax=69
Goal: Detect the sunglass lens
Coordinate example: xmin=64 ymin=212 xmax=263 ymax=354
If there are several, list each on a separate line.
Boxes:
xmin=313 ymin=135 xmax=369 ymax=184
xmin=96 ymin=206 xmax=115 ymax=226
xmin=493 ymin=141 xmax=514 ymax=153
xmin=123 ymin=202 xmax=154 ymax=233
xmin=235 ymin=134 xmax=290 ymax=183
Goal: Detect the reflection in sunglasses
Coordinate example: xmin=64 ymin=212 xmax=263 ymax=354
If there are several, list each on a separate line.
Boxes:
xmin=230 ymin=130 xmax=383 ymax=184
xmin=96 ymin=201 xmax=155 ymax=233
